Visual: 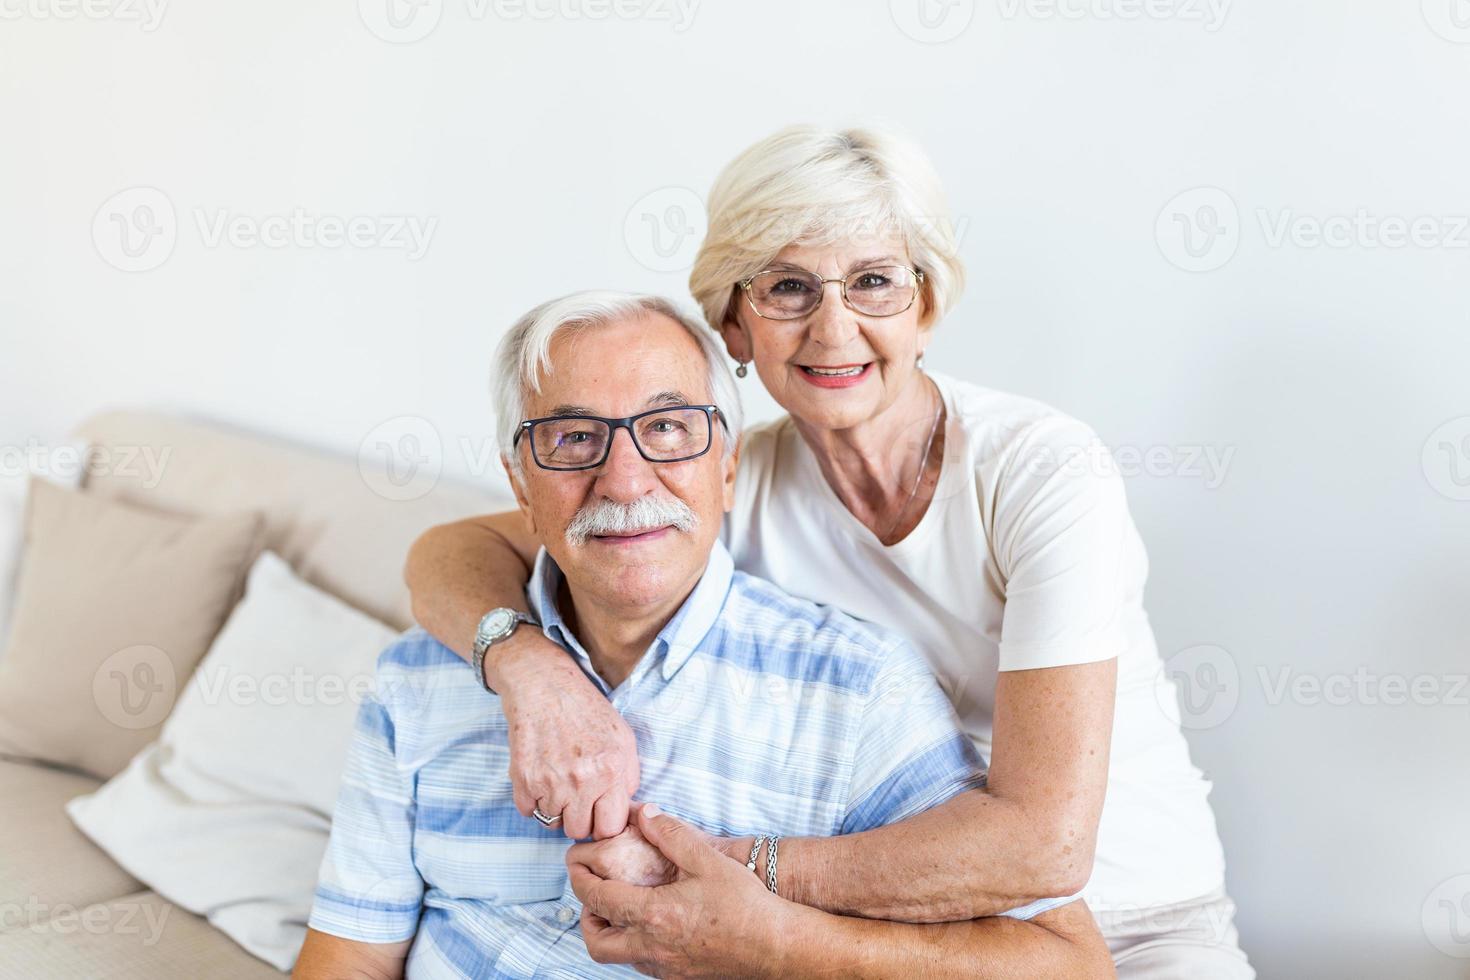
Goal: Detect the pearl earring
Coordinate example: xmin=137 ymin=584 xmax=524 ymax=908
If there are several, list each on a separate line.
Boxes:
xmin=736 ymin=361 xmax=749 ymax=378
xmin=916 ymin=350 xmax=926 ymax=369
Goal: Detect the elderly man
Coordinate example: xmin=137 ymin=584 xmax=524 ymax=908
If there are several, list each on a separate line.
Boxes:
xmin=294 ymin=291 xmax=1112 ymax=978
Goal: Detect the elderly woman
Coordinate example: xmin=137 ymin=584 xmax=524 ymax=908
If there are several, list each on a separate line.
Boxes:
xmin=405 ymin=125 xmax=1253 ymax=978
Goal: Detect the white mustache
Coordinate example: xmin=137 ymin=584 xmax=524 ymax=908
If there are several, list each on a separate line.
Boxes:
xmin=564 ymin=495 xmax=700 ymax=547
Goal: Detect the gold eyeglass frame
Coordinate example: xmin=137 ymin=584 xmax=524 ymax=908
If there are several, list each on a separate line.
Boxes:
xmin=736 ymin=266 xmax=925 ymax=321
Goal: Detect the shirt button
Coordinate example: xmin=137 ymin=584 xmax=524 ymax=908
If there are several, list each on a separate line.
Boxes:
xmin=557 ymin=906 xmax=575 ymax=925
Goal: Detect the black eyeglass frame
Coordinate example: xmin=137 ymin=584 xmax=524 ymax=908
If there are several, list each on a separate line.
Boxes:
xmin=513 ymin=405 xmax=726 ymax=472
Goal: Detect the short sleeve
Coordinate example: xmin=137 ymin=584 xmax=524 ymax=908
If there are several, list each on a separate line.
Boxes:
xmin=992 ymin=417 xmax=1132 ymax=672
xmin=307 ymin=684 xmax=425 ymax=943
xmin=841 ymin=639 xmax=986 ymax=835
xmin=840 ymin=641 xmax=1077 ymax=921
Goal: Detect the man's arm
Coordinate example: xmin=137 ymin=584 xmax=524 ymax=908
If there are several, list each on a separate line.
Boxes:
xmin=293 ymin=930 xmax=411 ymax=980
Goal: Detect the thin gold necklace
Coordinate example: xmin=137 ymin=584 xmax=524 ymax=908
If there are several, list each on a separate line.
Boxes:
xmin=882 ymin=376 xmax=942 ymax=542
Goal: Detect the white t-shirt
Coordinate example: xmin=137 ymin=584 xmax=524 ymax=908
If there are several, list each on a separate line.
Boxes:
xmin=721 ymin=371 xmax=1226 ymax=911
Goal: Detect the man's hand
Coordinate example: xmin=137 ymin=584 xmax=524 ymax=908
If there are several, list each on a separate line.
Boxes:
xmin=566 ymin=823 xmax=676 ymax=887
xmin=498 ymin=638 xmax=641 ymax=840
xmin=568 ymin=803 xmax=789 ymax=978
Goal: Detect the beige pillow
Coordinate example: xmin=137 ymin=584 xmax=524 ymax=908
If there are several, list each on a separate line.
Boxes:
xmin=0 ymin=480 xmax=262 ymax=778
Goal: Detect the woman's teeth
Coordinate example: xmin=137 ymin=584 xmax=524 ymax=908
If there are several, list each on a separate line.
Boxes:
xmin=802 ymin=365 xmax=865 ymax=377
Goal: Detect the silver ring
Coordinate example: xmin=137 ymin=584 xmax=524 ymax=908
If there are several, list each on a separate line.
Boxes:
xmin=532 ymin=807 xmax=562 ymax=827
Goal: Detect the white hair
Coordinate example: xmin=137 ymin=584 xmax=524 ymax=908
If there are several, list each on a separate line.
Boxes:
xmin=493 ymin=290 xmax=743 ymax=479
xmin=689 ymin=124 xmax=966 ymax=331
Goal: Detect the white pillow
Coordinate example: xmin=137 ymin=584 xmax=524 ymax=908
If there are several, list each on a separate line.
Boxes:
xmin=67 ymin=550 xmax=399 ymax=971
xmin=0 ymin=443 xmax=87 ymax=648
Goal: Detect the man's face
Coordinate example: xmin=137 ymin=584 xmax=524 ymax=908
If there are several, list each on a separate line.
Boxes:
xmin=506 ymin=312 xmax=738 ymax=614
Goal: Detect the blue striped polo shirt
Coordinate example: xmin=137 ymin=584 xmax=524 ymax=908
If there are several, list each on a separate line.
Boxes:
xmin=308 ymin=540 xmax=1071 ymax=977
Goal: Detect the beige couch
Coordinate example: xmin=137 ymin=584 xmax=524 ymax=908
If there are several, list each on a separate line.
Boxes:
xmin=0 ymin=410 xmax=505 ymax=978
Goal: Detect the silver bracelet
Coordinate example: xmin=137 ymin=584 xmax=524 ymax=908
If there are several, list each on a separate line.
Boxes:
xmin=765 ymin=835 xmax=781 ymax=894
xmin=745 ymin=835 xmax=767 ymax=874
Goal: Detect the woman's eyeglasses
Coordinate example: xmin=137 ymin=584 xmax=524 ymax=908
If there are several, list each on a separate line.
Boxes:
xmin=737 ymin=265 xmax=924 ymax=320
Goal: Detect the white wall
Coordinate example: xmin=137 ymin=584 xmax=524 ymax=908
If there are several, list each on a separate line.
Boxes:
xmin=3 ymin=2 xmax=1467 ymax=976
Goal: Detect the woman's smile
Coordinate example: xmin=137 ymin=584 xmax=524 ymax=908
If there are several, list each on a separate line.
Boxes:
xmin=797 ymin=362 xmax=874 ymax=388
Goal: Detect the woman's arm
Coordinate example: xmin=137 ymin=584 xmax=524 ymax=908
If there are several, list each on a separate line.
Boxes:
xmin=571 ymin=805 xmax=1115 ymax=979
xmin=776 ymin=899 xmax=1115 ymax=979
xmin=723 ymin=658 xmax=1117 ymax=921
xmin=403 ymin=513 xmax=641 ymax=840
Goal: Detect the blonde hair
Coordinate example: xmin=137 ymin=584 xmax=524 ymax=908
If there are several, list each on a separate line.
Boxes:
xmin=689 ymin=125 xmax=966 ymax=331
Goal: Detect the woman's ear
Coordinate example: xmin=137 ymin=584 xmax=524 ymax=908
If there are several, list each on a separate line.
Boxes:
xmin=719 ymin=312 xmax=751 ymax=364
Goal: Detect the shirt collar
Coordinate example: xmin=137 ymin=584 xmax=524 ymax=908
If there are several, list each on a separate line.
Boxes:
xmin=525 ymin=539 xmax=735 ymax=689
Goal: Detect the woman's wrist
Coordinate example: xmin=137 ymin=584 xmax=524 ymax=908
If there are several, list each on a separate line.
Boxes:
xmin=482 ymin=624 xmax=563 ymax=693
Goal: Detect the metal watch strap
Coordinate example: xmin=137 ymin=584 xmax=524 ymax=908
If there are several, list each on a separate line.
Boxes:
xmin=471 ymin=609 xmax=537 ymax=694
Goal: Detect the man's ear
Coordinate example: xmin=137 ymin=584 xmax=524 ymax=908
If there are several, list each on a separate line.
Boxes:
xmin=501 ymin=454 xmax=538 ymax=536
xmin=720 ymin=435 xmax=741 ymax=513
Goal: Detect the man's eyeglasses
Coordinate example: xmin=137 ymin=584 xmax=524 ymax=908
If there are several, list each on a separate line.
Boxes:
xmin=737 ymin=265 xmax=924 ymax=320
xmin=514 ymin=406 xmax=724 ymax=471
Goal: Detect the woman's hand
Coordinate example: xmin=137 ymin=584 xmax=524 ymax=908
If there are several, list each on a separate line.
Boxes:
xmin=568 ymin=803 xmax=788 ymax=979
xmin=497 ymin=634 xmax=641 ymax=840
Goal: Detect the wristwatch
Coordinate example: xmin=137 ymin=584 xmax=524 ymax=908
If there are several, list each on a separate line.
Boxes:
xmin=471 ymin=608 xmax=539 ymax=694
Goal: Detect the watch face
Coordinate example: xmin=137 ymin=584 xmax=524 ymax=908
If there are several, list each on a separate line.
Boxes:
xmin=484 ymin=609 xmax=515 ymax=637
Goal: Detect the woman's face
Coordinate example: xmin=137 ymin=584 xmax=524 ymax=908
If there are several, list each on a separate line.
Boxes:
xmin=721 ymin=240 xmax=933 ymax=434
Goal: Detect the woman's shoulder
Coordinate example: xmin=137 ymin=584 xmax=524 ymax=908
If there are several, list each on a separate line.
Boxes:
xmin=734 ymin=414 xmax=794 ymax=475
xmin=930 ymin=371 xmax=1104 ymax=459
